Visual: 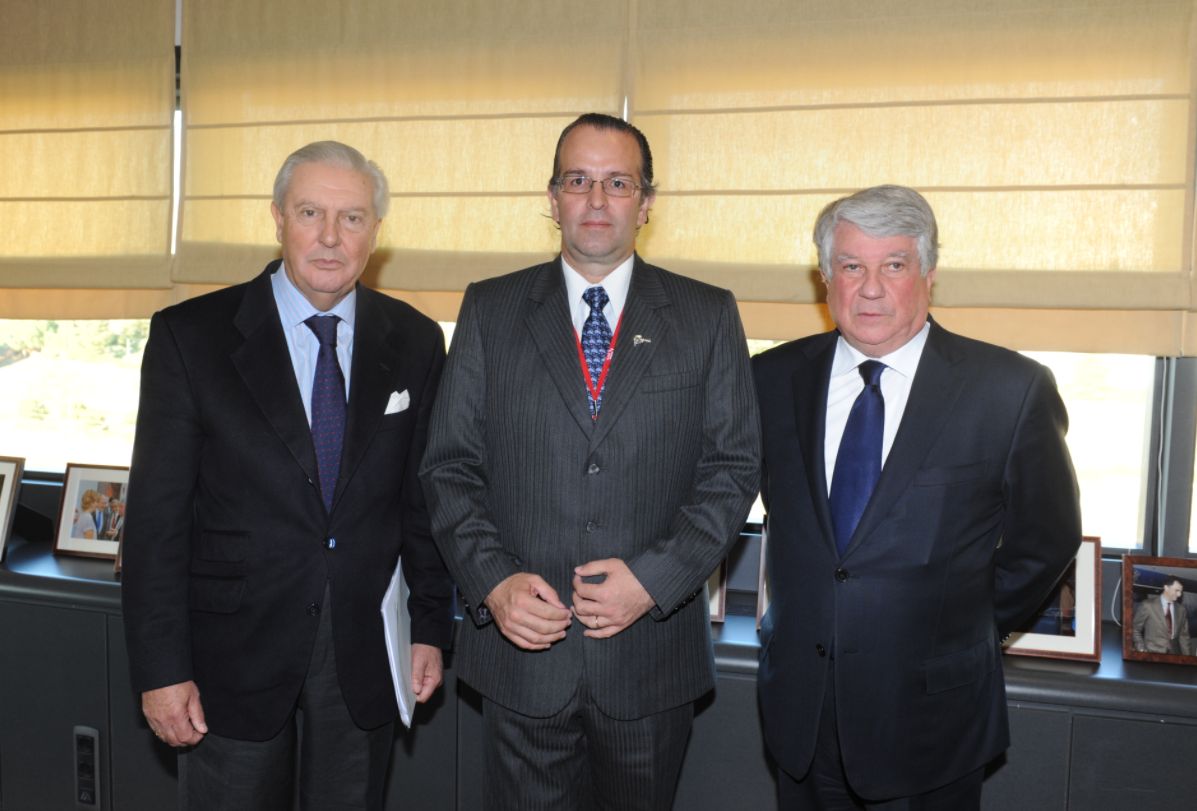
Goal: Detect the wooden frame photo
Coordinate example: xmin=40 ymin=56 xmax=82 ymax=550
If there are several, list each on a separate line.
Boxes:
xmin=1122 ymin=555 xmax=1197 ymax=665
xmin=0 ymin=456 xmax=25 ymax=563
xmin=54 ymin=464 xmax=130 ymax=560
xmin=1003 ymin=536 xmax=1102 ymax=661
xmin=707 ymin=557 xmax=728 ymax=623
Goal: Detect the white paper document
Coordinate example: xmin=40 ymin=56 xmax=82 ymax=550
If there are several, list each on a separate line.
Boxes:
xmin=381 ymin=559 xmax=417 ymax=727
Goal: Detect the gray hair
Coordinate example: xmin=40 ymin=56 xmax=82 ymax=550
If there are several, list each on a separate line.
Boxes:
xmin=814 ymin=185 xmax=939 ymax=278
xmin=272 ymin=141 xmax=390 ymax=220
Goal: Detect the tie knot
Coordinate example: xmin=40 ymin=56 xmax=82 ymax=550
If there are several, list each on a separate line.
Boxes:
xmin=304 ymin=314 xmax=340 ymax=347
xmin=858 ymin=359 xmax=885 ymax=387
xmin=583 ymin=286 xmax=610 ymax=314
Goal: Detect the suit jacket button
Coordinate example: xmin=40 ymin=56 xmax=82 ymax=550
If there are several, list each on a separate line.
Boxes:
xmin=586 ymin=521 xmax=598 ymax=533
xmin=816 ymin=644 xmax=826 ymax=657
xmin=324 ymin=538 xmax=336 ymax=549
xmin=835 ymin=568 xmax=849 ymax=582
xmin=588 ymin=463 xmax=601 ymax=475
xmin=307 ymin=603 xmax=321 ymax=616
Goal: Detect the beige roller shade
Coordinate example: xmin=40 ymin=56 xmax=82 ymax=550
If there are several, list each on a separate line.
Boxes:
xmin=174 ymin=0 xmax=628 ymax=287
xmin=0 ymin=0 xmax=174 ymax=291
xmin=631 ymin=0 xmax=1197 ymax=316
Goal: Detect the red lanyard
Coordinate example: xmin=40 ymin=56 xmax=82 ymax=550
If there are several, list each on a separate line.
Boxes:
xmin=575 ymin=313 xmax=623 ymax=418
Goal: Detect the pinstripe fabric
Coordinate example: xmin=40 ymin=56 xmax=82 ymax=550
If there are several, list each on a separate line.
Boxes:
xmin=420 ymin=255 xmax=761 ymax=723
xmin=482 ymin=683 xmax=693 ymax=811
xmin=270 ymin=265 xmax=354 ymax=425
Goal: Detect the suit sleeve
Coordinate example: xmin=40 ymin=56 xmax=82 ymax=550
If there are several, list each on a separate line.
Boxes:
xmin=120 ymin=312 xmax=204 ymax=693
xmin=1132 ymin=603 xmax=1147 ymax=651
xmin=993 ymin=363 xmax=1084 ymax=636
xmin=400 ymin=327 xmax=457 ymax=648
xmin=1179 ymin=606 xmax=1191 ymax=656
xmin=626 ymin=290 xmax=762 ymax=619
xmin=419 ymin=285 xmax=519 ymax=625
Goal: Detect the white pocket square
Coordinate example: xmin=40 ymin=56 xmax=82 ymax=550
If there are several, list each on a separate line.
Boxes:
xmin=384 ymin=390 xmax=410 ymax=415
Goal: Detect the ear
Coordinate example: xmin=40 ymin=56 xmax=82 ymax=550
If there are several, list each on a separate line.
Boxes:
xmin=637 ymin=190 xmax=656 ymax=227
xmin=547 ymin=187 xmax=560 ymax=223
xmin=370 ymin=217 xmax=383 ymax=253
xmin=924 ymin=267 xmax=937 ymax=292
xmin=271 ymin=202 xmax=284 ymax=244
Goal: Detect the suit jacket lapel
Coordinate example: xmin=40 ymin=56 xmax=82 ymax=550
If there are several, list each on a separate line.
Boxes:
xmin=525 ymin=260 xmax=595 ymax=439
xmin=231 ymin=263 xmax=321 ymax=488
xmin=588 ymin=256 xmax=669 ymax=453
xmin=844 ymin=322 xmax=967 ymax=559
xmin=792 ymin=333 xmax=838 ymax=557
xmin=334 ymin=286 xmax=399 ymax=513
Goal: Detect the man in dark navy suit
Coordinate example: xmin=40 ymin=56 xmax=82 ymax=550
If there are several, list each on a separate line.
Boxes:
xmin=753 ymin=185 xmax=1082 ymax=810
xmin=122 ymin=141 xmax=454 ymax=810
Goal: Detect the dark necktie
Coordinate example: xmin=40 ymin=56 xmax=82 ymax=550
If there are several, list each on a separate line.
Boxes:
xmin=1166 ymin=602 xmax=1173 ymax=638
xmin=581 ymin=286 xmax=613 ymax=418
xmin=829 ymin=360 xmax=886 ymax=557
xmin=305 ymin=314 xmax=346 ymax=512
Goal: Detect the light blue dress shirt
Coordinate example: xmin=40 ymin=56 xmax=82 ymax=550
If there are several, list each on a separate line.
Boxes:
xmin=271 ymin=265 xmax=355 ymax=426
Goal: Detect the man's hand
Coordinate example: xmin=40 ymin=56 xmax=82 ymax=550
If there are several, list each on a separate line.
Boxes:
xmin=486 ymin=573 xmax=572 ymax=650
xmin=572 ymin=559 xmax=655 ymax=638
xmin=411 ymin=643 xmax=444 ymax=703
xmin=143 ymin=680 xmax=207 ymax=747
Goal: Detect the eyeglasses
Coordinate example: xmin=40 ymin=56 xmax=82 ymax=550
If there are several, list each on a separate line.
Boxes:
xmin=554 ymin=175 xmax=644 ymax=198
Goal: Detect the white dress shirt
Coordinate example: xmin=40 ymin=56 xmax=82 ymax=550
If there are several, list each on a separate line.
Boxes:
xmin=824 ymin=322 xmax=931 ymax=495
xmin=271 ymin=265 xmax=356 ymax=426
xmin=562 ymin=255 xmax=634 ymax=337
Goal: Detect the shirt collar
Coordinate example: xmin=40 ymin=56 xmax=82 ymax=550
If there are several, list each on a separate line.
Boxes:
xmin=272 ymin=263 xmax=357 ymax=328
xmin=561 ymin=254 xmax=635 ymax=316
xmin=830 ymin=320 xmax=931 ymax=380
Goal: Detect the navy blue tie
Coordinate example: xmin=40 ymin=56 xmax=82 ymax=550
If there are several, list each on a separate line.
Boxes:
xmin=829 ymin=360 xmax=886 ymax=557
xmin=581 ymin=286 xmax=613 ymax=418
xmin=305 ymin=315 xmax=346 ymax=512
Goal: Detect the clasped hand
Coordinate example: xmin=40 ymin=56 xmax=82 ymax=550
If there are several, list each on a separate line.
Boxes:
xmin=486 ymin=559 xmax=654 ymax=649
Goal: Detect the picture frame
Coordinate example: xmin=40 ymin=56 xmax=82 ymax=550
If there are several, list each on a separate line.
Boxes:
xmin=0 ymin=456 xmax=25 ymax=563
xmin=1003 ymin=536 xmax=1102 ymax=661
xmin=707 ymin=557 xmax=728 ymax=623
xmin=1121 ymin=555 xmax=1197 ymax=666
xmin=54 ymin=464 xmax=130 ymax=560
xmin=756 ymin=524 xmax=771 ymax=630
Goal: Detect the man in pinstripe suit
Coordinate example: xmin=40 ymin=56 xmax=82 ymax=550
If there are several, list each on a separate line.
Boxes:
xmin=420 ymin=114 xmax=761 ymax=811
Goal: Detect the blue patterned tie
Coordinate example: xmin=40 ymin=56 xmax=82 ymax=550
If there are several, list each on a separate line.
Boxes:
xmin=829 ymin=360 xmax=886 ymax=557
xmin=305 ymin=315 xmax=346 ymax=512
xmin=581 ymin=286 xmax=614 ymax=419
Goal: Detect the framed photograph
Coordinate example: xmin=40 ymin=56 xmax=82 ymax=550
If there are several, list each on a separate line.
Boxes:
xmin=757 ymin=524 xmax=771 ymax=630
xmin=707 ymin=557 xmax=728 ymax=623
xmin=1003 ymin=536 xmax=1101 ymax=661
xmin=1122 ymin=555 xmax=1197 ymax=665
xmin=0 ymin=456 xmax=25 ymax=562
xmin=54 ymin=464 xmax=130 ymax=560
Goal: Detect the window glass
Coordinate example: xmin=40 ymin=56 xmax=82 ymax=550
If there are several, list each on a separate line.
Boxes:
xmin=1022 ymin=352 xmax=1154 ymax=550
xmin=0 ymin=320 xmax=150 ymax=472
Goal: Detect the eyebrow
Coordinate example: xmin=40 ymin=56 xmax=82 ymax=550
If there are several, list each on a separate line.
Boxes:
xmin=561 ymin=169 xmax=635 ymax=179
xmin=835 ymin=251 xmax=910 ymax=261
xmin=292 ymin=200 xmax=370 ymax=213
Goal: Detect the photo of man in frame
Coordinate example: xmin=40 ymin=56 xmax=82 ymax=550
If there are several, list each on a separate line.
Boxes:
xmin=1129 ymin=563 xmax=1197 ymax=660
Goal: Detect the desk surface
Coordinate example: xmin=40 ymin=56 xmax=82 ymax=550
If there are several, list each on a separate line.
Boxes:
xmin=4 ymin=534 xmax=1197 ymax=720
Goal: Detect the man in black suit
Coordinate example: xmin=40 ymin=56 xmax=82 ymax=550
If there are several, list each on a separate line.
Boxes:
xmin=420 ymin=114 xmax=760 ymax=811
xmin=122 ymin=141 xmax=455 ymax=810
xmin=753 ymin=185 xmax=1082 ymax=810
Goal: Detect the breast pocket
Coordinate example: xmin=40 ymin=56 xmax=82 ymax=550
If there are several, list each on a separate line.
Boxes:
xmin=913 ymin=461 xmax=988 ymax=487
xmin=375 ymin=410 xmax=411 ymax=433
xmin=640 ymin=368 xmax=703 ymax=393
